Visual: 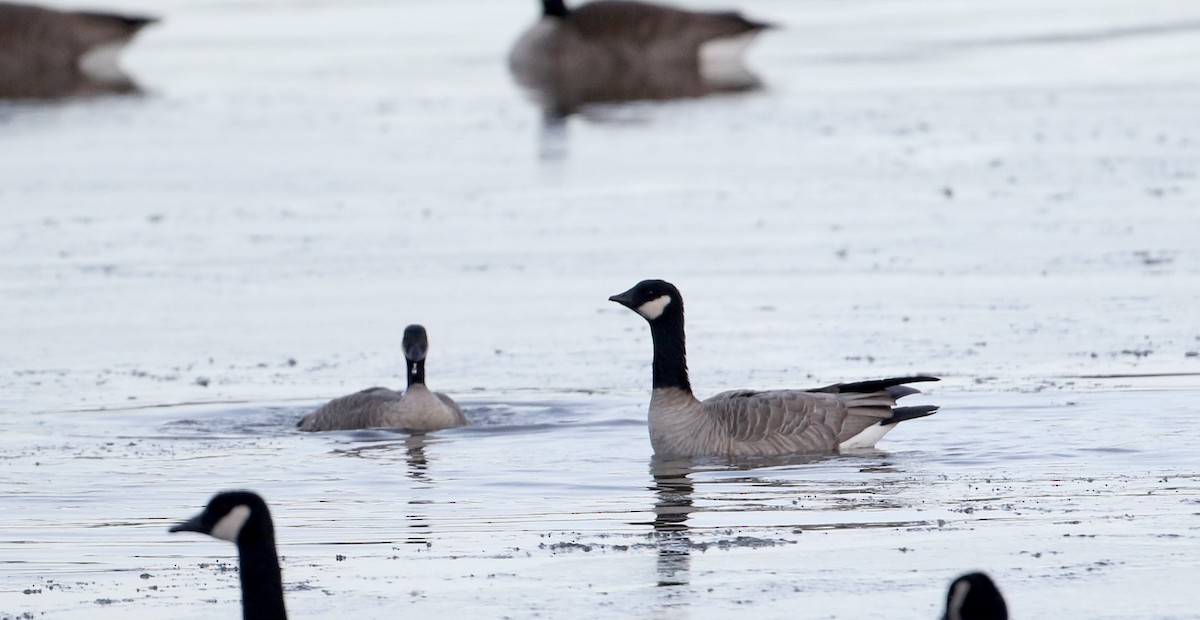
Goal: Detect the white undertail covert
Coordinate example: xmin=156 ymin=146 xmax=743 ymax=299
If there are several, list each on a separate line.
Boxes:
xmin=837 ymin=421 xmax=894 ymax=451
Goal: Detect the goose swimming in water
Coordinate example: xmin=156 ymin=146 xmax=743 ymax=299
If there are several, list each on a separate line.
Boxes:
xmin=943 ymin=572 xmax=1008 ymax=620
xmin=609 ymin=279 xmax=939 ymax=457
xmin=170 ymin=491 xmax=287 ymax=620
xmin=509 ymin=0 xmax=772 ymax=117
xmin=0 ymin=2 xmax=156 ymax=99
xmin=297 ymin=324 xmax=467 ymax=432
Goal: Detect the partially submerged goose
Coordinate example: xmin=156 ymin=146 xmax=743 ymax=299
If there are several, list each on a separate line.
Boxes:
xmin=509 ymin=0 xmax=772 ymax=117
xmin=170 ymin=491 xmax=287 ymax=620
xmin=609 ymin=279 xmax=939 ymax=457
xmin=944 ymin=572 xmax=1008 ymax=620
xmin=297 ymin=324 xmax=467 ymax=432
xmin=0 ymin=2 xmax=156 ymax=99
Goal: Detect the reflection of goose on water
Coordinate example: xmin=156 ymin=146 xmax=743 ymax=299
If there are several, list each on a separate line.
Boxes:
xmin=610 ymin=280 xmax=940 ymax=457
xmin=648 ymin=457 xmax=717 ymax=531
xmin=648 ymin=458 xmax=697 ymax=587
xmin=170 ymin=491 xmax=288 ymax=620
xmin=0 ymin=2 xmax=156 ymax=99
xmin=509 ymin=0 xmax=773 ymax=117
xmin=944 ymin=572 xmax=1008 ymax=620
xmin=298 ymin=325 xmax=467 ymax=432
xmin=328 ymin=434 xmax=438 ymax=484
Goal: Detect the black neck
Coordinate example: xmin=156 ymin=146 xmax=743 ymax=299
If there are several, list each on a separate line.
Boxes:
xmin=542 ymin=0 xmax=569 ymax=17
xmin=649 ymin=310 xmax=691 ymax=393
xmin=407 ymin=359 xmax=425 ymax=387
xmin=237 ymin=529 xmax=286 ymax=620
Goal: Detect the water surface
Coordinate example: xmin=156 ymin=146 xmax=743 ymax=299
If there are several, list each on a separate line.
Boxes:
xmin=3 ymin=389 xmax=1200 ymax=619
xmin=2 ymin=0 xmax=1199 ymax=617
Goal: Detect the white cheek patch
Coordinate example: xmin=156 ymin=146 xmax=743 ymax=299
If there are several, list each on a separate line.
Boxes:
xmin=635 ymin=295 xmax=672 ymax=320
xmin=211 ymin=505 xmax=252 ymax=542
xmin=946 ymin=580 xmax=970 ymax=620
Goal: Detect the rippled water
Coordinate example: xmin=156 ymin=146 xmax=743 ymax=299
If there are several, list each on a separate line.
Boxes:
xmin=3 ymin=0 xmax=1200 ymax=617
xmin=2 ymin=389 xmax=1199 ymax=619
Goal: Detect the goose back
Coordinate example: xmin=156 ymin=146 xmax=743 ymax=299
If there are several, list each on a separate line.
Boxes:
xmin=512 ymin=0 xmax=768 ymax=70
xmin=648 ymin=376 xmax=938 ymax=457
xmin=566 ymin=1 xmax=768 ymax=50
xmin=297 ymin=387 xmax=404 ymax=431
xmin=297 ymin=385 xmax=466 ymax=432
xmin=0 ymin=3 xmax=155 ymax=98
xmin=509 ymin=0 xmax=768 ymax=115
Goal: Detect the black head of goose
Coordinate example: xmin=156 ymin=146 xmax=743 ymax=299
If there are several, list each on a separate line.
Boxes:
xmin=296 ymin=324 xmax=467 ymax=432
xmin=944 ymin=572 xmax=1008 ymax=620
xmin=402 ymin=323 xmax=431 ymax=385
xmin=610 ymin=279 xmax=939 ymax=457
xmin=509 ymin=0 xmax=772 ymax=117
xmin=170 ymin=491 xmax=287 ymax=620
xmin=0 ymin=2 xmax=157 ymax=99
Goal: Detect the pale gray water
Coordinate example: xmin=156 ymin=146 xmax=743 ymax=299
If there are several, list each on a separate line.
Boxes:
xmin=2 ymin=391 xmax=1200 ymax=619
xmin=2 ymin=0 xmax=1200 ymax=617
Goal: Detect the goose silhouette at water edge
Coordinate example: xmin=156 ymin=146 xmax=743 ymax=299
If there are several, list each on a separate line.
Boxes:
xmin=0 ymin=2 xmax=156 ymax=99
xmin=609 ymin=279 xmax=939 ymax=457
xmin=170 ymin=491 xmax=287 ymax=620
xmin=298 ymin=324 xmax=466 ymax=432
xmin=944 ymin=572 xmax=1008 ymax=620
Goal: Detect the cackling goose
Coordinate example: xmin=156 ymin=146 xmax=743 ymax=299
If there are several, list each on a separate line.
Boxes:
xmin=170 ymin=491 xmax=287 ymax=620
xmin=297 ymin=324 xmax=467 ymax=432
xmin=509 ymin=0 xmax=771 ymax=116
xmin=609 ymin=279 xmax=939 ymax=457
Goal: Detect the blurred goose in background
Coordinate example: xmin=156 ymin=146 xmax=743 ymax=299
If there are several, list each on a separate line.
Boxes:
xmin=297 ymin=324 xmax=467 ymax=432
xmin=944 ymin=572 xmax=1008 ymax=620
xmin=609 ymin=279 xmax=939 ymax=457
xmin=170 ymin=491 xmax=287 ymax=620
xmin=0 ymin=2 xmax=156 ymax=99
xmin=509 ymin=0 xmax=772 ymax=118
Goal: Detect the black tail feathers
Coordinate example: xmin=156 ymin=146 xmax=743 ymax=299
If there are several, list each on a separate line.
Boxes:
xmin=815 ymin=375 xmax=939 ymax=395
xmin=883 ymin=405 xmax=939 ymax=426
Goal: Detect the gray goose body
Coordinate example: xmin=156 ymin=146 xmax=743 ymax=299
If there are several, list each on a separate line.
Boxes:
xmin=648 ymin=380 xmax=936 ymax=457
xmin=611 ymin=280 xmax=939 ymax=458
xmin=297 ymin=325 xmax=466 ymax=432
xmin=509 ymin=0 xmax=770 ymax=116
xmin=298 ymin=385 xmax=465 ymax=432
xmin=0 ymin=2 xmax=155 ymax=99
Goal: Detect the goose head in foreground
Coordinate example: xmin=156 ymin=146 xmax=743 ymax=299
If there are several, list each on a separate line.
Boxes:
xmin=610 ymin=279 xmax=940 ymax=457
xmin=0 ymin=2 xmax=157 ymax=99
xmin=295 ymin=324 xmax=467 ymax=432
xmin=170 ymin=491 xmax=287 ymax=620
xmin=509 ymin=1 xmax=772 ymax=117
xmin=944 ymin=572 xmax=1008 ymax=620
